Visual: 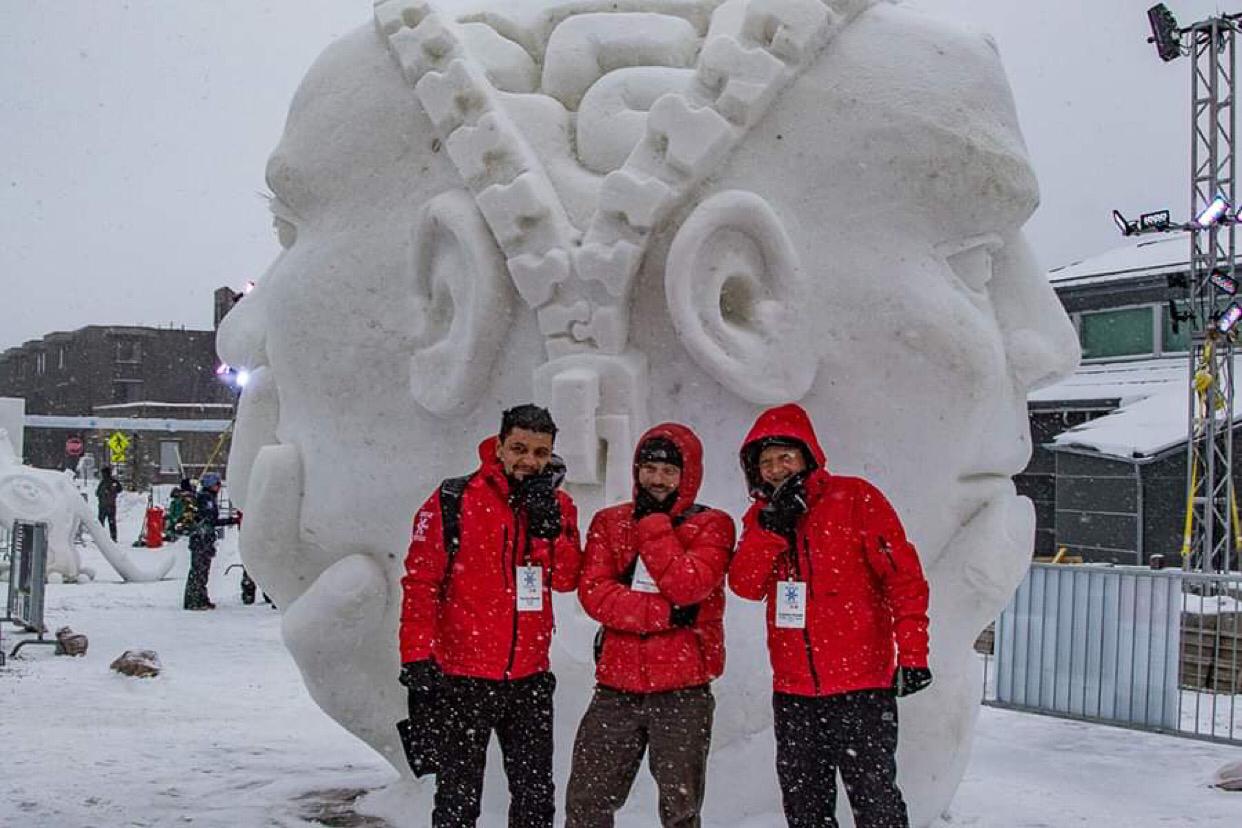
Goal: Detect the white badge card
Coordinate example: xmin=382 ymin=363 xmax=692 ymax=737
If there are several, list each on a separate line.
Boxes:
xmin=630 ymin=556 xmax=660 ymax=594
xmin=775 ymin=580 xmax=807 ymax=629
xmin=516 ymin=565 xmax=543 ymax=612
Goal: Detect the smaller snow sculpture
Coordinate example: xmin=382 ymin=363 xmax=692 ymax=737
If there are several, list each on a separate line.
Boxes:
xmin=0 ymin=428 xmax=175 ymax=583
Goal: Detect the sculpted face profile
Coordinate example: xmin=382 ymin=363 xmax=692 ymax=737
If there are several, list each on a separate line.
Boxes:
xmin=217 ymin=0 xmax=1079 ymax=823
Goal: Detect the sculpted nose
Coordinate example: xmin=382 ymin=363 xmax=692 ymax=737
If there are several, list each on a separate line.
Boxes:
xmin=993 ymin=235 xmax=1081 ymax=391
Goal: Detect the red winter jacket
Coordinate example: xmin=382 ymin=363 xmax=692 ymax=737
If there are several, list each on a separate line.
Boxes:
xmin=399 ymin=436 xmax=582 ymax=680
xmin=579 ymin=423 xmax=736 ymax=693
xmin=728 ymin=404 xmax=930 ymax=697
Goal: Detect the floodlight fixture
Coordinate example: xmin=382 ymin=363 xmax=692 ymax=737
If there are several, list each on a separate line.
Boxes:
xmin=1140 ymin=210 xmax=1172 ymax=231
xmin=1113 ymin=209 xmax=1140 ymax=236
xmin=1209 ymin=267 xmax=1239 ymax=295
xmin=215 ymin=362 xmax=231 ymax=377
xmin=1217 ymin=302 xmax=1242 ymax=334
xmin=1148 ymin=4 xmax=1183 ymax=62
xmin=1196 ymin=193 xmax=1232 ymax=228
xmin=243 ymin=280 xmax=256 ymax=294
xmin=236 ymin=369 xmax=252 ymax=388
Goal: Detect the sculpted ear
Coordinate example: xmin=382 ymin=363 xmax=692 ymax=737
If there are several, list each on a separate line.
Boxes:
xmin=665 ymin=190 xmax=815 ymax=403
xmin=408 ymin=189 xmax=514 ymax=415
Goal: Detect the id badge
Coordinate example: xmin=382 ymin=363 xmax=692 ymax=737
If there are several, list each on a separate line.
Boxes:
xmin=631 ymin=556 xmax=659 ymax=594
xmin=775 ymin=580 xmax=807 ymax=629
xmin=516 ymin=565 xmax=543 ymax=612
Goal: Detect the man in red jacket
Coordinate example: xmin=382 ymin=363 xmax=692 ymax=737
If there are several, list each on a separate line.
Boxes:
xmin=565 ymin=424 xmax=735 ymax=828
xmin=399 ymin=404 xmax=582 ymax=828
xmin=729 ymin=403 xmax=931 ymax=828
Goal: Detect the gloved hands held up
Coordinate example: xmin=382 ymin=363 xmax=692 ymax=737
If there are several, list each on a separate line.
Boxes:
xmin=758 ymin=471 xmax=810 ymax=539
xmin=518 ymin=456 xmax=566 ymax=540
xmin=633 ymin=486 xmax=675 ymax=520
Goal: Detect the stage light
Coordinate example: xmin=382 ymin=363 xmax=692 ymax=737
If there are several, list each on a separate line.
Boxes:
xmin=236 ymin=369 xmax=252 ymax=388
xmin=1113 ymin=209 xmax=1139 ymax=236
xmin=1148 ymin=4 xmax=1182 ymax=62
xmin=244 ymin=280 xmax=256 ymax=294
xmin=1209 ymin=268 xmax=1238 ymax=295
xmin=1140 ymin=210 xmax=1171 ymax=232
xmin=1196 ymin=193 xmax=1231 ymax=228
xmin=215 ymin=362 xmax=231 ymax=376
xmin=1216 ymin=302 xmax=1242 ymax=334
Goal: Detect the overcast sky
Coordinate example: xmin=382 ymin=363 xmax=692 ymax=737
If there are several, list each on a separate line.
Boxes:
xmin=1 ymin=0 xmax=1234 ymax=350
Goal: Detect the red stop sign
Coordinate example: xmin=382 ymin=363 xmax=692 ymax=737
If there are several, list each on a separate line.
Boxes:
xmin=65 ymin=436 xmax=84 ymax=457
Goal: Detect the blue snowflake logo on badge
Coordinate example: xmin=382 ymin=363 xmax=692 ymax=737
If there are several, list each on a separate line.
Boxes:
xmin=523 ymin=570 xmax=538 ymax=590
xmin=784 ymin=584 xmax=801 ymax=605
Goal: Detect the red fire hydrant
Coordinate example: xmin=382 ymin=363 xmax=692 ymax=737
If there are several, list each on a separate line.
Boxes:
xmin=145 ymin=506 xmax=165 ymax=549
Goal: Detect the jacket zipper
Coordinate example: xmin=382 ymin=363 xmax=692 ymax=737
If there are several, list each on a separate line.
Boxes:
xmin=800 ymin=536 xmax=821 ymax=694
xmin=503 ymin=517 xmax=519 ymax=680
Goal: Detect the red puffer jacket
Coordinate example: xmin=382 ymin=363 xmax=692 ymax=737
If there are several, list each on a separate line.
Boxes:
xmin=728 ymin=404 xmax=929 ymax=697
xmin=399 ymin=436 xmax=582 ymax=680
xmin=579 ymin=423 xmax=736 ymax=693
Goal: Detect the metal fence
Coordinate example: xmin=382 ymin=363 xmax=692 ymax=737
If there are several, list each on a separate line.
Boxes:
xmin=981 ymin=563 xmax=1242 ymax=745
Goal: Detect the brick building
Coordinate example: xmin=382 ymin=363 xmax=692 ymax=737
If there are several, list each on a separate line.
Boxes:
xmin=0 ymin=311 xmax=237 ymax=484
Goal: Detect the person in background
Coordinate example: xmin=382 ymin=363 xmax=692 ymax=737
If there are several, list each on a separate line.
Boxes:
xmin=95 ymin=466 xmax=123 ymax=542
xmin=184 ymin=472 xmax=238 ymax=611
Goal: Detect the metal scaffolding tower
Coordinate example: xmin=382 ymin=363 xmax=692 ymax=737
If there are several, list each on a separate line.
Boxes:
xmin=1184 ymin=15 xmax=1240 ymax=573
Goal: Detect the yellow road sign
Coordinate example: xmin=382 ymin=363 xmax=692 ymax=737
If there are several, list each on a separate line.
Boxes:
xmin=107 ymin=431 xmax=130 ymax=464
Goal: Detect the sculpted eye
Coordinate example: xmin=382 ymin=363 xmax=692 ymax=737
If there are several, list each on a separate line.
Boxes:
xmin=937 ymin=234 xmax=1003 ymax=297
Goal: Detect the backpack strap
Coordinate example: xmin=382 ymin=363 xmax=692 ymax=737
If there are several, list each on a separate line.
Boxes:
xmin=437 ymin=474 xmax=473 ymax=563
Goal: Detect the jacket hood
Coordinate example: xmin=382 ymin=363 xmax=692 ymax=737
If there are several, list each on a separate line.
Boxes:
xmin=739 ymin=403 xmax=828 ymax=494
xmin=633 ymin=422 xmax=703 ymax=517
xmin=476 ymin=435 xmax=511 ymax=493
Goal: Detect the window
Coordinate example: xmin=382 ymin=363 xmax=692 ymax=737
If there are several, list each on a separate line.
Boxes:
xmin=159 ymin=441 xmax=182 ymax=475
xmin=35 ymin=352 xmax=45 ymax=375
xmin=57 ymin=347 xmax=66 ymax=370
xmin=1161 ymin=302 xmax=1192 ymax=354
xmin=112 ymin=380 xmax=143 ymax=403
xmin=114 ymin=339 xmax=141 ymax=363
xmin=1079 ymin=307 xmax=1154 ymax=360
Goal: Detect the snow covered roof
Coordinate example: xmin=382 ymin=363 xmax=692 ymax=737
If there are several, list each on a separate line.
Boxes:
xmin=1029 ymin=357 xmax=1186 ymax=405
xmin=1048 ymin=236 xmax=1194 ymax=287
xmin=1037 ymin=356 xmax=1242 ymax=461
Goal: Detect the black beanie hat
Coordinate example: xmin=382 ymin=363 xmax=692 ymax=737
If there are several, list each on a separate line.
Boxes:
xmin=636 ymin=436 xmax=683 ymax=469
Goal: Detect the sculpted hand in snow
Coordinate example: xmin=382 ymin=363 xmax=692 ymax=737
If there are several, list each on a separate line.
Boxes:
xmin=218 ymin=1 xmax=1079 ymax=823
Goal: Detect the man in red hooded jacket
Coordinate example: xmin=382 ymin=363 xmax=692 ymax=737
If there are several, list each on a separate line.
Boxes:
xmin=399 ymin=404 xmax=582 ymax=828
xmin=564 ymin=424 xmax=735 ymax=828
xmin=729 ymin=403 xmax=931 ymax=828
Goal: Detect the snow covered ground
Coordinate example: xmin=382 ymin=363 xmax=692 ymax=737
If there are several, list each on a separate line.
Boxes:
xmin=2 ymin=495 xmax=1239 ymax=827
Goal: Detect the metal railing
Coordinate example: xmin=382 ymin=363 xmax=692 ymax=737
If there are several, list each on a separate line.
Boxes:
xmin=980 ymin=563 xmax=1242 ymax=745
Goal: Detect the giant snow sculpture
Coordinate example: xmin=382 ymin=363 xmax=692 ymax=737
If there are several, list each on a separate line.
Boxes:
xmin=0 ymin=429 xmax=176 ymax=583
xmin=217 ymin=0 xmax=1080 ymax=823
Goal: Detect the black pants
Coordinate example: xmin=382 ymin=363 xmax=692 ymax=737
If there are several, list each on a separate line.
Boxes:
xmin=565 ymin=684 xmax=714 ymax=828
xmin=183 ymin=543 xmax=214 ymax=609
xmin=97 ymin=504 xmax=118 ymax=542
xmin=434 ymin=671 xmax=556 ymax=828
xmin=773 ymin=689 xmax=908 ymax=828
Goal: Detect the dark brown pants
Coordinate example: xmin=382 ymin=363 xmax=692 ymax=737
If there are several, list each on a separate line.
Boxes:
xmin=564 ymin=685 xmax=714 ymax=828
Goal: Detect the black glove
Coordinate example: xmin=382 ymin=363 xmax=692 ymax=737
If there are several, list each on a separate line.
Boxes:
xmin=400 ymin=659 xmax=441 ymax=705
xmin=519 ymin=468 xmax=562 ymax=540
xmin=670 ymin=604 xmax=700 ymax=628
xmin=894 ymin=666 xmax=933 ymax=697
xmin=758 ymin=471 xmax=809 ymax=538
xmin=633 ymin=486 xmax=675 ymax=520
